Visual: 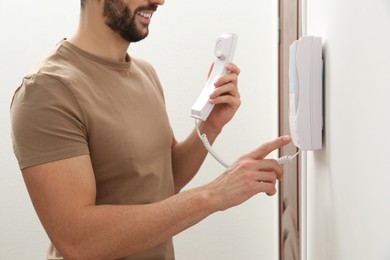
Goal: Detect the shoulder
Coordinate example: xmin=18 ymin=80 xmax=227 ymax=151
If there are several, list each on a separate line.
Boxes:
xmin=13 ymin=41 xmax=81 ymax=111
xmin=25 ymin=40 xmax=91 ymax=92
xmin=11 ymin=42 xmax=84 ymax=129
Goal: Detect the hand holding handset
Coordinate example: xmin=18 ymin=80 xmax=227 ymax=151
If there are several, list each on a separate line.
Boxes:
xmin=191 ymin=33 xmax=293 ymax=168
xmin=191 ymin=33 xmax=238 ymax=121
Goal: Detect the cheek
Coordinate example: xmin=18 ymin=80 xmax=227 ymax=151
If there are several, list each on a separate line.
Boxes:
xmin=121 ymin=0 xmax=137 ymax=9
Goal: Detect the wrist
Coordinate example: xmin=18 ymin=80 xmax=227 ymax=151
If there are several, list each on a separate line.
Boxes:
xmin=198 ymin=182 xmax=226 ymax=214
xmin=193 ymin=185 xmax=220 ymax=215
xmin=197 ymin=120 xmax=222 ymax=141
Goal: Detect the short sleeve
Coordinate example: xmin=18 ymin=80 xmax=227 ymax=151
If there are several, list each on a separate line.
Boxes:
xmin=11 ymin=73 xmax=89 ymax=169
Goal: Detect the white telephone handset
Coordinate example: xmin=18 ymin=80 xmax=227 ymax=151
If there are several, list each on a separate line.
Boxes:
xmin=289 ymin=36 xmax=323 ymax=151
xmin=189 ymin=33 xmax=237 ymax=168
xmin=191 ymin=33 xmax=237 ymax=121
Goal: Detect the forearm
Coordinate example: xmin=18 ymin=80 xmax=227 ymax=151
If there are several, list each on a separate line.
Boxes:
xmin=171 ymin=121 xmax=221 ymax=192
xmin=54 ymin=186 xmax=216 ymax=260
xmin=28 ymin=134 xmax=290 ymax=260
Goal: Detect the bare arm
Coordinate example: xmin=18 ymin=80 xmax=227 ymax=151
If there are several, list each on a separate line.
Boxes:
xmin=171 ymin=120 xmax=220 ymax=193
xmin=23 ymin=155 xmax=215 ymax=260
xmin=22 ymin=136 xmax=290 ymax=260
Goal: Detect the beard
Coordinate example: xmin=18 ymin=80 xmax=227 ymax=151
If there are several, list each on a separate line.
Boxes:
xmin=103 ymin=0 xmax=156 ymax=43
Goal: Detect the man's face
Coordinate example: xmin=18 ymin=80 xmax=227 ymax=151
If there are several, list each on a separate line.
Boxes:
xmin=103 ymin=0 xmax=158 ymax=43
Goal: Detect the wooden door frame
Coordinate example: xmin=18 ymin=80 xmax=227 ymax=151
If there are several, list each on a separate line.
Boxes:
xmin=278 ymin=0 xmax=302 ymax=259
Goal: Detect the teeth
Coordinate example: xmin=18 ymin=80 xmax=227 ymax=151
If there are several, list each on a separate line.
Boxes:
xmin=137 ymin=11 xmax=152 ymax=19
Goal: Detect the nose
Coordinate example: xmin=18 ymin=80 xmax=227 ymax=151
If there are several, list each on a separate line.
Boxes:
xmin=150 ymin=0 xmax=165 ymax=5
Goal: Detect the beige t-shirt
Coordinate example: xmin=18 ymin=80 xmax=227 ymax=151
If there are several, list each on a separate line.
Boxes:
xmin=11 ymin=40 xmax=175 ymax=260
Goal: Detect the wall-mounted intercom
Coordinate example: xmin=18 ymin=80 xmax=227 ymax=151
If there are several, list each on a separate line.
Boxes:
xmin=289 ymin=36 xmax=323 ymax=151
xmin=190 ymin=33 xmax=324 ymax=168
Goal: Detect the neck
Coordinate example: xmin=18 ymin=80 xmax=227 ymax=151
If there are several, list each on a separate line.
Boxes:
xmin=68 ymin=4 xmax=130 ymax=62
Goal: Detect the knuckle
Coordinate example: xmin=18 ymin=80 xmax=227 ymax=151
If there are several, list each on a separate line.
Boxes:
xmin=269 ymin=173 xmax=277 ymax=183
xmin=236 ymin=159 xmax=254 ymax=170
xmin=279 ymin=169 xmax=284 ymax=179
xmin=245 ymin=180 xmax=256 ymax=190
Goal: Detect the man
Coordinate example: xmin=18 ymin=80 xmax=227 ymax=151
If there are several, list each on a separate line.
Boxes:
xmin=10 ymin=0 xmax=291 ymax=259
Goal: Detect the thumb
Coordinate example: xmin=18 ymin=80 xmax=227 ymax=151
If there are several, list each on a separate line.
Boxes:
xmin=245 ymin=136 xmax=291 ymax=160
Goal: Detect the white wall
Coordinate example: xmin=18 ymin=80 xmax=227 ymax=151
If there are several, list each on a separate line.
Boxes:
xmin=304 ymin=0 xmax=390 ymax=259
xmin=0 ymin=0 xmax=278 ymax=259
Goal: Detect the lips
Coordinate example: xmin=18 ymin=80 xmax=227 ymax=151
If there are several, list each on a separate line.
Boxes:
xmin=137 ymin=11 xmax=153 ymax=19
xmin=136 ymin=4 xmax=157 ymax=22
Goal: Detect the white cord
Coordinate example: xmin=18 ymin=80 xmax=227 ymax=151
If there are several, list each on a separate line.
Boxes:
xmin=195 ymin=119 xmax=231 ymax=168
xmin=195 ymin=118 xmax=299 ymax=167
xmin=276 ymin=150 xmax=300 ymax=165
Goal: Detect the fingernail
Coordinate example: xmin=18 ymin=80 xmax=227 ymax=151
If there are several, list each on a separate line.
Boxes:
xmin=282 ymin=135 xmax=291 ymax=142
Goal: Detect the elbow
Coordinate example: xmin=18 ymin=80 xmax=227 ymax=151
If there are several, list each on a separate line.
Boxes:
xmin=173 ymin=176 xmax=187 ymax=194
xmin=174 ymin=182 xmax=184 ymax=194
xmin=54 ymin=243 xmax=90 ymax=260
xmin=52 ymin=240 xmax=108 ymax=260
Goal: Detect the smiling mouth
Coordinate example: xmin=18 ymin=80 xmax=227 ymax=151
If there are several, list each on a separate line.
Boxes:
xmin=137 ymin=11 xmax=153 ymax=19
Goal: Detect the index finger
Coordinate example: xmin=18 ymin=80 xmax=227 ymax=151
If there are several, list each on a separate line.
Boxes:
xmin=226 ymin=63 xmax=240 ymax=75
xmin=246 ymin=136 xmax=291 ymax=160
